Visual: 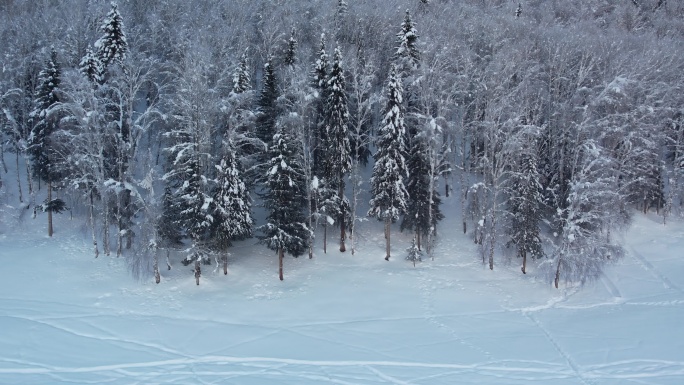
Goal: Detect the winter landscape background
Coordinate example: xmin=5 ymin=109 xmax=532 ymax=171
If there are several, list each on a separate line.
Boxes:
xmin=1 ymin=0 xmax=684 ymax=383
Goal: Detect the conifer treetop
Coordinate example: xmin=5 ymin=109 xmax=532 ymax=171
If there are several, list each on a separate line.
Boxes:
xmin=95 ymin=2 xmax=128 ymax=68
xmin=313 ymin=33 xmax=329 ymax=89
xmin=232 ymin=53 xmax=251 ymax=94
xmin=395 ymin=9 xmax=420 ymax=68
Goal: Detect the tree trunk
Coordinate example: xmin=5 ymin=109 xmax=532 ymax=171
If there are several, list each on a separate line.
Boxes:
xmin=323 ymin=223 xmax=327 ymax=253
xmin=339 ymin=215 xmax=346 ymax=252
xmin=25 ymin=160 xmax=33 ymax=195
xmin=416 ymin=231 xmax=421 ymax=251
xmin=116 ymin=191 xmax=123 ymax=257
xmin=350 ymin=169 xmax=358 ymax=256
xmin=487 ymin=206 xmax=497 ymax=271
xmin=126 ymin=228 xmax=132 ymax=249
xmin=223 ymin=254 xmax=228 ymax=275
xmin=103 ymin=196 xmax=110 ymax=256
xmin=90 ymin=190 xmax=99 ymax=258
xmin=521 ymin=250 xmax=527 ymax=274
xmin=554 ymin=256 xmax=562 ymax=289
xmin=124 ymin=190 xmax=132 ymax=250
xmin=47 ymin=181 xmax=53 ymax=237
xmin=194 ymin=259 xmax=201 ymax=285
xmin=0 ymin=141 xmax=7 ymax=173
xmin=279 ymin=247 xmax=284 ymax=281
xmin=339 ymin=185 xmax=346 ymax=252
xmin=309 ymin=192 xmax=316 ymax=259
xmin=166 ymin=250 xmax=171 ymax=270
xmin=154 ymin=252 xmax=160 ymax=284
xmin=15 ymin=152 xmax=23 ymax=203
xmin=384 ymin=219 xmax=391 ymax=261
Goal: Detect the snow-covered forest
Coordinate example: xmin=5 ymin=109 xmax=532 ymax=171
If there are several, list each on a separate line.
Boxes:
xmin=1 ymin=0 xmax=684 ymax=287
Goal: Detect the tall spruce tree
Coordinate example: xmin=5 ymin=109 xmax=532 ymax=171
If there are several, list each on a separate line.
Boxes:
xmin=211 ymin=145 xmax=253 ymax=275
xmin=163 ymin=63 xmax=215 ymax=282
xmin=311 ymin=33 xmax=330 ymax=176
xmin=259 ymin=130 xmax=310 ymax=280
xmin=368 ymin=65 xmax=409 ymax=261
xmin=506 ymin=151 xmax=544 ymax=274
xmin=395 ymin=10 xmax=420 ymax=70
xmin=232 ymin=53 xmax=251 ymax=94
xmin=324 ymin=46 xmax=353 ymax=252
xmin=402 ymin=134 xmax=443 ymax=251
xmin=255 ymin=56 xmax=279 ymax=148
xmin=93 ymin=2 xmax=135 ymax=255
xmin=95 ymin=2 xmax=128 ymax=70
xmin=28 ymin=48 xmax=65 ymax=237
xmin=79 ymin=48 xmax=103 ymax=85
xmin=283 ymin=28 xmax=297 ymax=68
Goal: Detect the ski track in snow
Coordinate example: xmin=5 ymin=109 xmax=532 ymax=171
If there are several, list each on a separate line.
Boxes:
xmin=2 ymin=355 xmax=683 ymax=383
xmin=525 ymin=313 xmax=594 ymax=385
xmin=600 ymin=272 xmax=622 ymax=299
xmin=630 ymin=246 xmax=683 ymax=294
xmin=0 ymin=313 xmax=193 ymax=359
xmin=417 ymin=266 xmax=494 ymax=361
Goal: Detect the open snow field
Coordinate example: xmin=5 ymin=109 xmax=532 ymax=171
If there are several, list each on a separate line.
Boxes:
xmin=1 ymin=202 xmax=683 ymax=384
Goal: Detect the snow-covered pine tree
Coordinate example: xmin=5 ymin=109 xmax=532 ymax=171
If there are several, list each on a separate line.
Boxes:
xmin=401 ymin=134 xmax=443 ymax=252
xmin=232 ymin=53 xmax=251 ymax=94
xmin=406 ymin=236 xmax=423 ymax=267
xmin=336 ymin=0 xmax=348 ymax=18
xmin=333 ymin=0 xmax=349 ymax=39
xmin=313 ymin=34 xmax=329 ymax=90
xmin=259 ymin=129 xmax=310 ymax=280
xmin=170 ymin=150 xmax=211 ymax=258
xmin=505 ymin=149 xmax=544 ymax=275
xmin=95 ymin=2 xmax=128 ymax=70
xmin=395 ymin=10 xmax=420 ymax=70
xmin=368 ymin=65 xmax=409 ymax=261
xmin=324 ymin=46 xmax=353 ymax=252
xmin=283 ymin=27 xmax=297 ymax=68
xmin=211 ymin=144 xmax=253 ymax=275
xmin=311 ymin=33 xmax=330 ymax=177
xmin=28 ymin=48 xmax=65 ymax=237
xmin=227 ymin=53 xmax=258 ymax=176
xmin=163 ymin=53 xmax=218 ymax=282
xmin=92 ymin=2 xmax=132 ymax=253
xmin=313 ymin=177 xmax=344 ymax=254
xmin=79 ymin=48 xmax=103 ymax=85
xmin=255 ymin=56 xmax=279 ymax=148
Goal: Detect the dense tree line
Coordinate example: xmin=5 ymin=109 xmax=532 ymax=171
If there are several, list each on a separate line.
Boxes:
xmin=1 ymin=0 xmax=683 ymax=287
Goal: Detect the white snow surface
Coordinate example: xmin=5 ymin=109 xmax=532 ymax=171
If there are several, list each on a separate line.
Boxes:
xmin=1 ymin=205 xmax=683 ymax=384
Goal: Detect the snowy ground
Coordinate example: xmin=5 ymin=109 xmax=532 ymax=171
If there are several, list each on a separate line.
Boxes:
xmin=1 ymin=200 xmax=683 ymax=384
